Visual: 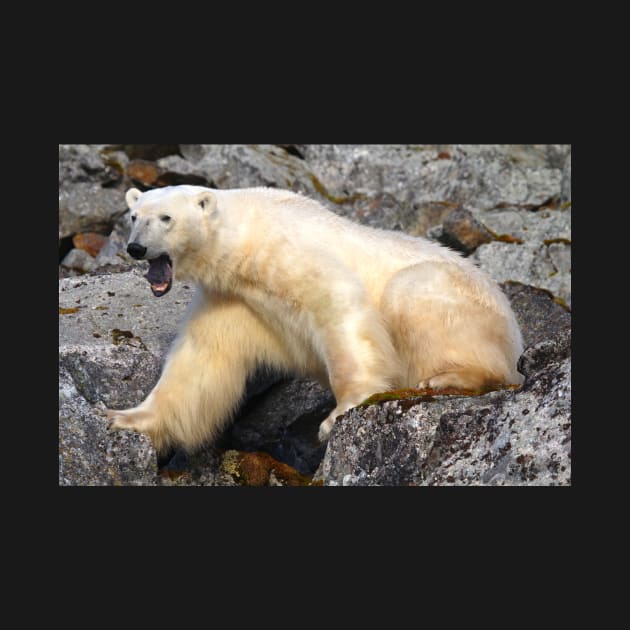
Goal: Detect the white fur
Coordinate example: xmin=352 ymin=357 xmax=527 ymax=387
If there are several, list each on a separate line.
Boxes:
xmin=108 ymin=185 xmax=524 ymax=451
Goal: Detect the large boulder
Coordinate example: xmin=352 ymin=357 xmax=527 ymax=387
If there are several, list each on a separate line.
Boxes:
xmin=321 ymin=328 xmax=570 ymax=486
xmin=300 ymin=144 xmax=566 ymax=209
xmin=59 ymin=365 xmax=158 ymax=486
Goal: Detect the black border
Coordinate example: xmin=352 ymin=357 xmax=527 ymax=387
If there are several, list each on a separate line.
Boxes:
xmin=54 ymin=94 xmax=573 ymax=569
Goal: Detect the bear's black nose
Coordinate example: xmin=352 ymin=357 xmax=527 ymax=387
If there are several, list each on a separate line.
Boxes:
xmin=127 ymin=242 xmax=147 ymax=259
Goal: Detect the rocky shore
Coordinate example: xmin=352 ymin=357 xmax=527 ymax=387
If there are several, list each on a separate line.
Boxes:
xmin=58 ymin=144 xmax=571 ymax=485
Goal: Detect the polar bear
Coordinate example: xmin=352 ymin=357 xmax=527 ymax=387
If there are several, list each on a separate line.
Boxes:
xmin=107 ymin=185 xmax=524 ymax=453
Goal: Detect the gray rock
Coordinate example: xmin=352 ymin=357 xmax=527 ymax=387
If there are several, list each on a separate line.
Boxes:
xmin=561 ymin=152 xmax=571 ymax=203
xmin=59 ymin=145 xmax=127 ymax=240
xmin=543 ymin=145 xmax=572 ymax=169
xmin=473 ymin=241 xmax=571 ymax=307
xmin=299 ymin=145 xmax=444 ymax=200
xmin=333 ymin=193 xmax=419 ymax=232
xmin=92 ymin=212 xmax=145 ymax=273
xmin=60 ymin=248 xmax=96 ymax=273
xmin=500 ymin=281 xmax=571 ymax=350
xmin=176 ymin=144 xmax=318 ymax=194
xmin=406 ymin=145 xmax=564 ymax=209
xmin=322 ymin=329 xmax=571 ymax=486
xmin=229 ymin=377 xmax=335 ymax=475
xmin=547 ymin=242 xmax=571 ymax=275
xmin=153 ymin=155 xmax=213 ymax=187
xmin=300 ymin=144 xmax=566 ymax=209
xmin=474 ymin=206 xmax=571 ymax=243
xmin=462 ymin=204 xmax=571 ymax=305
xmin=59 ymin=269 xmax=193 ymax=359
xmin=60 ymin=343 xmax=162 ymax=409
xmin=59 ymin=367 xmax=158 ymax=486
xmin=59 ymin=184 xmax=126 ymax=241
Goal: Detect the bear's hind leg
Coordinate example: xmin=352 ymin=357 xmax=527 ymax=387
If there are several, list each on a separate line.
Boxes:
xmin=315 ymin=308 xmax=401 ymax=444
xmin=416 ymin=367 xmax=501 ymax=392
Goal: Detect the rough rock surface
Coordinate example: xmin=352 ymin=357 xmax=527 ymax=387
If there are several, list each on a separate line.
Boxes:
xmin=59 ymin=366 xmax=158 ymax=486
xmin=59 ymin=269 xmax=192 ymax=359
xmin=58 ymin=145 xmax=128 ymax=240
xmin=322 ymin=328 xmax=570 ymax=486
xmin=59 ymin=144 xmax=571 ymax=486
xmin=474 ymin=240 xmax=571 ymax=307
xmin=300 ymin=144 xmax=566 ymax=208
xmin=228 ymin=378 xmax=335 ymax=475
xmin=499 ymin=281 xmax=571 ymax=350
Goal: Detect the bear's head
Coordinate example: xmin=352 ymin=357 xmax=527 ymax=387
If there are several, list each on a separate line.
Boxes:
xmin=125 ymin=185 xmax=217 ymax=297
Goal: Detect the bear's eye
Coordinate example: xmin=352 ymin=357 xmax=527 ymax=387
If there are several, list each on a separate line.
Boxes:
xmin=160 ymin=215 xmax=171 ymax=223
xmin=131 ymin=215 xmax=137 ymax=223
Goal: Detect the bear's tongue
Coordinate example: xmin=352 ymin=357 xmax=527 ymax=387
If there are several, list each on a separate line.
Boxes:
xmin=145 ymin=254 xmax=173 ymax=297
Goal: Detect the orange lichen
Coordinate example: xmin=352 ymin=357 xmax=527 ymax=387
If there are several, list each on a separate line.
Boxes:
xmin=224 ymin=451 xmax=313 ymax=487
xmin=361 ymin=384 xmax=521 ymax=407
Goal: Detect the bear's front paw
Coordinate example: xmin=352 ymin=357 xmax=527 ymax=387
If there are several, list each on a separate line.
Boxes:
xmin=106 ymin=408 xmax=141 ymax=432
xmin=106 ymin=409 xmax=126 ymax=432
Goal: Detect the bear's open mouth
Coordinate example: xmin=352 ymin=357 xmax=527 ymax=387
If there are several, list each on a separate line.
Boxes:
xmin=145 ymin=254 xmax=173 ymax=297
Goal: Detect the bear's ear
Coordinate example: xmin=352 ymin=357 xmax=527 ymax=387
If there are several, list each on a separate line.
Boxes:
xmin=196 ymin=190 xmax=217 ymax=213
xmin=126 ymin=188 xmax=142 ymax=208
